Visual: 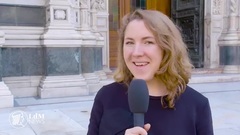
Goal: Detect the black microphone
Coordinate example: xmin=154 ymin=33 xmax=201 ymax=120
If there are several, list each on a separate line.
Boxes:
xmin=128 ymin=79 xmax=149 ymax=127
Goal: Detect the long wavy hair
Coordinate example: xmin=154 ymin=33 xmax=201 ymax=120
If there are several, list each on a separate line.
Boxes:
xmin=113 ymin=9 xmax=193 ymax=108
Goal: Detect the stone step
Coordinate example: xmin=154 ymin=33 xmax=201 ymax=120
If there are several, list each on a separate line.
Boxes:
xmin=106 ymin=68 xmax=240 ymax=84
xmin=190 ymin=73 xmax=240 ymax=83
xmin=192 ymin=68 xmax=223 ymax=74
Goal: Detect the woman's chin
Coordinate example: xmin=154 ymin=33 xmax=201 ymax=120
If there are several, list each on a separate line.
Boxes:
xmin=132 ymin=76 xmax=153 ymax=81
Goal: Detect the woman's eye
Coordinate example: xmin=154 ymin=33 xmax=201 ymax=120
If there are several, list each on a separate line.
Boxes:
xmin=145 ymin=41 xmax=154 ymax=45
xmin=125 ymin=42 xmax=134 ymax=45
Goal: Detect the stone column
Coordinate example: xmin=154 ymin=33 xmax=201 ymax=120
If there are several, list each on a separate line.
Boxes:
xmin=219 ymin=0 xmax=240 ymax=73
xmin=90 ymin=0 xmax=108 ymax=80
xmin=204 ymin=0 xmax=223 ymax=69
xmin=222 ymin=0 xmax=239 ymax=40
xmin=38 ymin=0 xmax=89 ymax=98
xmin=69 ymin=0 xmax=81 ymax=28
xmin=0 ymin=31 xmax=14 ymax=108
xmin=81 ymin=46 xmax=105 ymax=94
xmin=76 ymin=0 xmax=106 ymax=95
xmin=90 ymin=0 xmax=103 ymax=32
xmin=79 ymin=0 xmax=95 ymax=37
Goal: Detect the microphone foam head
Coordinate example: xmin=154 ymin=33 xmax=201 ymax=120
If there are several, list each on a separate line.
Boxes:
xmin=128 ymin=79 xmax=149 ymax=113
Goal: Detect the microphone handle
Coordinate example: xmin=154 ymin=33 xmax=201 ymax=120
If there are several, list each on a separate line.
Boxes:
xmin=133 ymin=113 xmax=144 ymax=127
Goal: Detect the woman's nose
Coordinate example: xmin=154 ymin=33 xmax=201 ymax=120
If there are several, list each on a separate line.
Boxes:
xmin=132 ymin=44 xmax=144 ymax=56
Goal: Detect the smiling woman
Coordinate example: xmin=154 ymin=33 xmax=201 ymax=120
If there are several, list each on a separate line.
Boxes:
xmin=123 ymin=20 xmax=163 ymax=84
xmin=87 ymin=9 xmax=214 ymax=135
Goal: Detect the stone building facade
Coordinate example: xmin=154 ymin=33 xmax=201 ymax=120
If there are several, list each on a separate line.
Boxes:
xmin=0 ymin=0 xmax=109 ymax=108
xmin=0 ymin=0 xmax=240 ymax=108
xmin=204 ymin=0 xmax=240 ymax=72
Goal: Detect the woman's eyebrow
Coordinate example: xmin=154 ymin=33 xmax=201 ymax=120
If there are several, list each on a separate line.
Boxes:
xmin=142 ymin=36 xmax=155 ymax=40
xmin=124 ymin=36 xmax=155 ymax=40
xmin=124 ymin=37 xmax=134 ymax=40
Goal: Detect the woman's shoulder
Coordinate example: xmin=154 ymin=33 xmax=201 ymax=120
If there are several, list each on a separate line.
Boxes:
xmin=95 ymin=82 xmax=128 ymax=99
xmin=180 ymin=85 xmax=209 ymax=106
xmin=102 ymin=81 xmax=127 ymax=89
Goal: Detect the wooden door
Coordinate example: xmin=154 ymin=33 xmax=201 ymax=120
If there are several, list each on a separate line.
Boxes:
xmin=146 ymin=0 xmax=171 ymax=16
xmin=109 ymin=0 xmax=130 ymax=69
xmin=108 ymin=0 xmax=171 ymax=69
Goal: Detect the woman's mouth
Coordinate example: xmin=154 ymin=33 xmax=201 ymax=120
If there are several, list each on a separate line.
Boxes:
xmin=133 ymin=62 xmax=149 ymax=66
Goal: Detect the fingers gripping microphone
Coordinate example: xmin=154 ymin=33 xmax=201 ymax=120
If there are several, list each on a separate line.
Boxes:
xmin=128 ymin=79 xmax=149 ymax=127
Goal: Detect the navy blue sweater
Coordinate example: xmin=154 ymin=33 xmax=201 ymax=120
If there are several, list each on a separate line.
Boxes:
xmin=87 ymin=82 xmax=214 ymax=135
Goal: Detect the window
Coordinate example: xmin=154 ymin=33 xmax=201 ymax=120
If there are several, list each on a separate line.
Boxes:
xmin=131 ymin=0 xmax=146 ymax=11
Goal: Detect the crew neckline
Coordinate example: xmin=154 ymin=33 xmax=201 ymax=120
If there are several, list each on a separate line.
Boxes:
xmin=149 ymin=95 xmax=167 ymax=100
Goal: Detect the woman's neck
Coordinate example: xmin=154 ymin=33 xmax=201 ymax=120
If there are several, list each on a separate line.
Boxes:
xmin=146 ymin=78 xmax=168 ymax=97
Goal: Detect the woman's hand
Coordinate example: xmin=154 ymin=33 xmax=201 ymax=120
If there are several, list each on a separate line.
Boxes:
xmin=125 ymin=123 xmax=151 ymax=135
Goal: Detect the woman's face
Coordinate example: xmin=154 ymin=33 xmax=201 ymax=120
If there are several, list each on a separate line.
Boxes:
xmin=123 ymin=20 xmax=163 ymax=82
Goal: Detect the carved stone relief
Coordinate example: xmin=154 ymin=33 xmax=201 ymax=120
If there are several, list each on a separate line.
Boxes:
xmin=80 ymin=0 xmax=88 ymax=8
xmin=91 ymin=0 xmax=105 ymax=11
xmin=230 ymin=0 xmax=237 ymax=14
xmin=54 ymin=9 xmax=67 ymax=20
xmin=213 ymin=0 xmax=221 ymax=15
xmin=223 ymin=0 xmax=239 ymax=37
xmin=71 ymin=0 xmax=79 ymax=6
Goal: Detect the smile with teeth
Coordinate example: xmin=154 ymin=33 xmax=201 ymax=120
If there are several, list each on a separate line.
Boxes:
xmin=133 ymin=62 xmax=149 ymax=66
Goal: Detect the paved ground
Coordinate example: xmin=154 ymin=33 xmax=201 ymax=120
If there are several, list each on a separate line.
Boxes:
xmin=0 ymin=81 xmax=240 ymax=135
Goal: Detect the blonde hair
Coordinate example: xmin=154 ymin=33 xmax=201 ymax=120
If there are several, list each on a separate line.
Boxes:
xmin=113 ymin=9 xmax=193 ymax=108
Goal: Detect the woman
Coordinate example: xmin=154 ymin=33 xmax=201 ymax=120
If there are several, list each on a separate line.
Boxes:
xmin=87 ymin=9 xmax=214 ymax=135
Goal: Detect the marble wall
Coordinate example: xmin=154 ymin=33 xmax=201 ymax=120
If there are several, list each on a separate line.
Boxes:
xmin=2 ymin=48 xmax=43 ymax=77
xmin=0 ymin=5 xmax=45 ymax=26
xmin=0 ymin=48 xmax=2 ymax=81
xmin=217 ymin=0 xmax=240 ymax=73
xmin=220 ymin=46 xmax=240 ymax=65
xmin=1 ymin=47 xmax=103 ymax=77
xmin=44 ymin=47 xmax=80 ymax=76
xmin=81 ymin=47 xmax=103 ymax=73
xmin=94 ymin=47 xmax=103 ymax=71
xmin=0 ymin=0 xmax=106 ymax=99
